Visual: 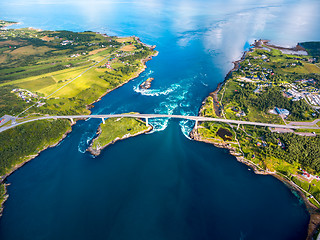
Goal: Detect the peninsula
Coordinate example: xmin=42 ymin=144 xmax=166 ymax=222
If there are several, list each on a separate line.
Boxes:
xmin=87 ymin=114 xmax=152 ymax=156
xmin=191 ymin=40 xmax=320 ymax=238
xmin=0 ymin=20 xmax=157 ymax=214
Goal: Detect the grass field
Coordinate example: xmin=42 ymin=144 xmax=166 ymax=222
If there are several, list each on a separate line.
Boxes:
xmin=89 ymin=47 xmax=108 ymax=55
xmin=9 ymin=45 xmax=53 ymax=57
xmin=18 ymin=76 xmax=56 ymax=92
xmin=0 ymin=27 xmax=156 ymax=118
xmin=116 ymin=37 xmax=134 ymax=43
xmin=0 ymin=25 xmax=159 ymax=214
xmin=120 ymin=45 xmax=136 ymax=52
xmin=91 ymin=116 xmax=150 ymax=150
xmin=0 ymin=40 xmax=22 ymax=47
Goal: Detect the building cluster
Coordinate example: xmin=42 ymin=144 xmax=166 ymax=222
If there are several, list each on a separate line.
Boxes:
xmin=256 ymin=141 xmax=267 ymax=147
xmin=240 ymin=60 xmax=274 ymax=82
xmin=115 ymin=51 xmax=135 ymax=58
xmin=283 ymin=79 xmax=320 ymax=106
xmin=300 ymin=169 xmax=320 ymax=181
xmin=12 ymin=89 xmax=37 ymax=103
xmin=70 ymin=53 xmax=86 ymax=58
xmin=101 ymin=62 xmax=112 ymax=69
xmin=232 ymin=107 xmax=246 ymax=117
xmin=307 ymin=95 xmax=320 ymax=106
xmin=60 ymin=40 xmax=73 ymax=45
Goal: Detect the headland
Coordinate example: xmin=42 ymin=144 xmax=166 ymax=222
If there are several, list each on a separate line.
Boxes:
xmin=0 ymin=21 xmax=157 ymax=215
xmin=191 ymin=39 xmax=320 ymax=239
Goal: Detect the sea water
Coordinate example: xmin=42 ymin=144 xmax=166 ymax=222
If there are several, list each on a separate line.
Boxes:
xmin=1 ymin=0 xmax=320 ymax=239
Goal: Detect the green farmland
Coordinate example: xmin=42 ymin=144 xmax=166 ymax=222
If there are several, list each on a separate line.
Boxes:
xmin=0 ymin=22 xmax=157 ymax=206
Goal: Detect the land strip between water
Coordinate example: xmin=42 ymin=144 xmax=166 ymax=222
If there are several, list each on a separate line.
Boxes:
xmin=191 ymin=39 xmax=320 ymax=239
xmin=0 ymin=20 xmax=158 ymax=216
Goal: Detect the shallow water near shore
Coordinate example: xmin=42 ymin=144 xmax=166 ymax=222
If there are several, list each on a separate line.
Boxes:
xmin=1 ymin=0 xmax=320 ymax=239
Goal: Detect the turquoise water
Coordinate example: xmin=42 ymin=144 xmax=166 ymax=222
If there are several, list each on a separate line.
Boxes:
xmin=1 ymin=0 xmax=320 ymax=239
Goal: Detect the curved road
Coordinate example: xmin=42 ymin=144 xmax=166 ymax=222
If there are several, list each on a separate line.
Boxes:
xmin=1 ymin=114 xmax=319 ymax=133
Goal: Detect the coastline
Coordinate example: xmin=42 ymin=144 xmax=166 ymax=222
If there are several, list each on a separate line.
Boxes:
xmin=190 ymin=41 xmax=320 ymax=240
xmin=0 ymin=122 xmax=74 ymax=217
xmin=190 ymin=127 xmax=320 ymax=239
xmin=87 ymin=51 xmax=158 ymax=108
xmin=87 ymin=122 xmax=153 ymax=156
xmin=0 ymin=50 xmax=158 ymax=217
xmin=0 ymin=21 xmax=19 ymax=30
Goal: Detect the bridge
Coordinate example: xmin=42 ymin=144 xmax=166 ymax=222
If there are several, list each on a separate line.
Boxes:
xmin=0 ymin=113 xmax=319 ymax=133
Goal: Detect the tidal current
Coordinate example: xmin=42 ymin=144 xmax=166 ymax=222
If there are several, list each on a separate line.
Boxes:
xmin=1 ymin=0 xmax=320 ymax=239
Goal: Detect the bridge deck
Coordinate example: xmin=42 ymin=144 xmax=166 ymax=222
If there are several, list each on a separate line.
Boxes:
xmin=0 ymin=114 xmax=319 ymax=133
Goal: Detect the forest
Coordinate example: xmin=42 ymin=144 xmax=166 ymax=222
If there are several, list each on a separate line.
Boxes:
xmin=265 ymin=132 xmax=320 ymax=173
xmin=0 ymin=119 xmax=70 ymax=176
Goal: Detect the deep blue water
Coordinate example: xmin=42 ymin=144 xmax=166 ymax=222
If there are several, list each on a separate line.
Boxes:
xmin=1 ymin=0 xmax=320 ymax=239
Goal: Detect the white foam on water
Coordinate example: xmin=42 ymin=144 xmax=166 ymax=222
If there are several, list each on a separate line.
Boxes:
xmin=140 ymin=69 xmax=154 ymax=78
xmin=179 ymin=119 xmax=193 ymax=140
xmin=178 ymin=109 xmax=197 ymax=140
xmin=201 ymin=81 xmax=209 ymax=87
xmin=179 ymin=102 xmax=190 ymax=108
xmin=147 ymin=118 xmax=169 ymax=133
xmin=133 ymin=83 xmax=181 ymax=97
xmin=148 ymin=100 xmax=179 ymax=133
xmin=78 ymin=131 xmax=96 ymax=153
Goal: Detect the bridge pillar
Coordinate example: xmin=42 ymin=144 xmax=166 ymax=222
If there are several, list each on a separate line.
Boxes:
xmin=237 ymin=123 xmax=240 ymax=130
xmin=145 ymin=118 xmax=149 ymax=126
xmin=102 ymin=118 xmax=105 ymax=124
xmin=195 ymin=120 xmax=198 ymax=129
xmin=70 ymin=118 xmax=74 ymax=124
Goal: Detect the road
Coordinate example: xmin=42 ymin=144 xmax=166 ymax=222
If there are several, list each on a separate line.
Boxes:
xmin=0 ymin=113 xmax=319 ymax=133
xmin=16 ymin=56 xmax=109 ymax=117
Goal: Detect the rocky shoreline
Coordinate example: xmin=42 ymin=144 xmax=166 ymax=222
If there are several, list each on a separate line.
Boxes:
xmin=190 ymin=127 xmax=320 ymax=239
xmin=140 ymin=77 xmax=154 ymax=89
xmin=0 ymin=122 xmax=74 ymax=217
xmin=190 ymin=41 xmax=320 ymax=239
xmin=0 ymin=49 xmax=158 ymax=217
xmin=87 ymin=51 xmax=158 ymax=108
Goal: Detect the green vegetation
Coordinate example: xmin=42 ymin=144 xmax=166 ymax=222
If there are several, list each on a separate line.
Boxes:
xmin=300 ymin=42 xmax=320 ymax=60
xmin=266 ymin=133 xmax=320 ymax=172
xmin=197 ymin=41 xmax=320 ymax=206
xmin=0 ymin=119 xmax=71 ymax=176
xmin=0 ymin=119 xmax=70 ymax=205
xmin=0 ymin=22 xmax=157 ymax=209
xmin=90 ymin=116 xmax=151 ymax=154
xmin=0 ymin=29 xmax=155 ymax=116
xmin=0 ymin=20 xmax=16 ymax=28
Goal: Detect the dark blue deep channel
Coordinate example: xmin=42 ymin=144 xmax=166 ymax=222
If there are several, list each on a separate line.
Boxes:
xmin=1 ymin=0 xmax=320 ymax=239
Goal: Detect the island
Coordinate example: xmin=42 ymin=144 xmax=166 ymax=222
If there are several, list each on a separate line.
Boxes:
xmin=87 ymin=114 xmax=152 ymax=156
xmin=140 ymin=77 xmax=154 ymax=89
xmin=0 ymin=20 xmax=157 ymax=215
xmin=191 ymin=39 xmax=320 ymax=238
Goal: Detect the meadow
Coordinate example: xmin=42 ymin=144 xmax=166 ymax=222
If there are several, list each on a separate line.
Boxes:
xmin=0 ymin=25 xmax=157 ymax=205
